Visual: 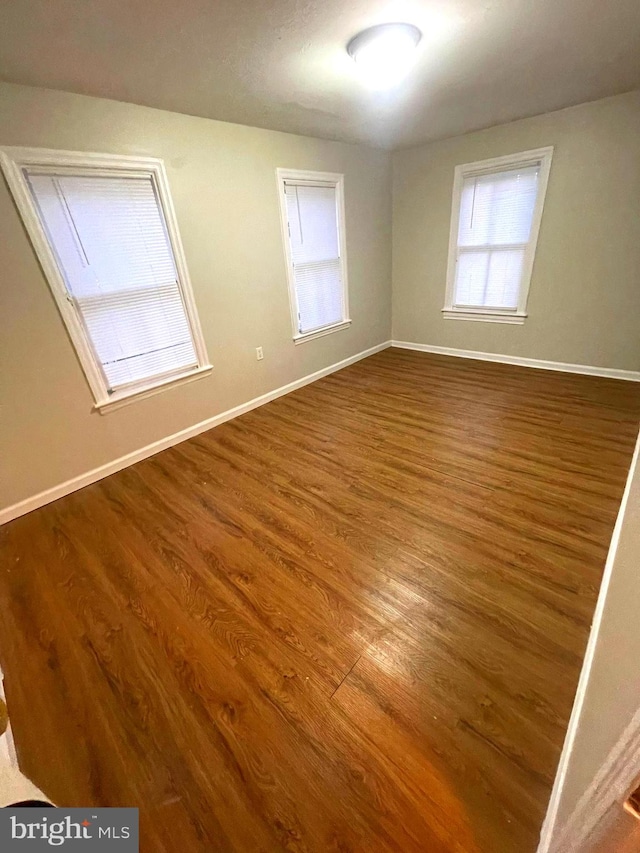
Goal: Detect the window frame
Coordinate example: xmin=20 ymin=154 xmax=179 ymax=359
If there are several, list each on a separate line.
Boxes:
xmin=276 ymin=168 xmax=351 ymax=344
xmin=0 ymin=146 xmax=211 ymax=413
xmin=443 ymin=146 xmax=554 ymax=324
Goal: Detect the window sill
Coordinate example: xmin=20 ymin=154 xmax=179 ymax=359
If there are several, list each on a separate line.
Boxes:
xmin=293 ymin=319 xmax=352 ymax=345
xmin=442 ymin=309 xmax=527 ymax=325
xmin=94 ymin=364 xmax=213 ymax=414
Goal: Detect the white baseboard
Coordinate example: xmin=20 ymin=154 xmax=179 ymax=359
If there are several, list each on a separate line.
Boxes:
xmin=4 ymin=337 xmax=636 ymax=526
xmin=537 ymin=430 xmax=640 ymax=853
xmin=0 ymin=340 xmax=392 ymax=525
xmin=392 ymin=341 xmax=640 ymax=382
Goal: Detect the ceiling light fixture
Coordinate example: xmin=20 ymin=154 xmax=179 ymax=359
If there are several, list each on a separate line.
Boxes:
xmin=347 ymin=23 xmax=422 ymax=90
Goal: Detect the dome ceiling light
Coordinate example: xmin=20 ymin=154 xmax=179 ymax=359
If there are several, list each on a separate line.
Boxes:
xmin=347 ymin=23 xmax=422 ymax=90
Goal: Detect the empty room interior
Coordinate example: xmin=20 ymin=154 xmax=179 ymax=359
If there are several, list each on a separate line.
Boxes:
xmin=1 ymin=1 xmax=640 ymax=851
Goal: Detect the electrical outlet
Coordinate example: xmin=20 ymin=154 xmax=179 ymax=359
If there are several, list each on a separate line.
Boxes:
xmin=256 ymin=347 xmax=264 ymax=361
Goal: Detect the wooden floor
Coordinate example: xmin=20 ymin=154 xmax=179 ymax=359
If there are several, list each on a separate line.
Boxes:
xmin=1 ymin=348 xmax=639 ymax=852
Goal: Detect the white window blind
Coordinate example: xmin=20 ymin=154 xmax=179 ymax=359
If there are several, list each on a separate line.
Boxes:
xmin=453 ymin=164 xmax=540 ymax=309
xmin=25 ymin=171 xmax=199 ymax=392
xmin=284 ymin=182 xmax=345 ymax=334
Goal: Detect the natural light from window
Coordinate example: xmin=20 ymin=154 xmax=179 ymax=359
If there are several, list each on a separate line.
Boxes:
xmin=443 ymin=147 xmax=553 ymax=324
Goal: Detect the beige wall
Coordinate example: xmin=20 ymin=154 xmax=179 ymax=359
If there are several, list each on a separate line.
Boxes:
xmin=0 ymin=82 xmax=392 ymax=510
xmin=392 ymin=91 xmax=640 ymax=371
xmin=545 ymin=430 xmax=640 ymax=846
xmin=2 ymin=84 xmax=639 ymax=512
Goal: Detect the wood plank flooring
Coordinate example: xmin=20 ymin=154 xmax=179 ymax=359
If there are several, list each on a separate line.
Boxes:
xmin=1 ymin=348 xmax=639 ymax=852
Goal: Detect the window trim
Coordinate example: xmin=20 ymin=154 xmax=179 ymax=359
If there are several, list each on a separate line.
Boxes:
xmin=443 ymin=146 xmax=554 ymax=324
xmin=0 ymin=146 xmax=211 ymax=413
xmin=275 ymin=168 xmax=351 ymax=343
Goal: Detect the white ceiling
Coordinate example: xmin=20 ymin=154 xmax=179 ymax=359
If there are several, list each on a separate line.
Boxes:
xmin=1 ymin=0 xmax=639 ymax=149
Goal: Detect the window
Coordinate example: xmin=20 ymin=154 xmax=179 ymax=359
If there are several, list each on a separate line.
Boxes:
xmin=0 ymin=147 xmax=210 ymax=412
xmin=276 ymin=169 xmax=350 ymax=343
xmin=443 ymin=147 xmax=553 ymax=324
